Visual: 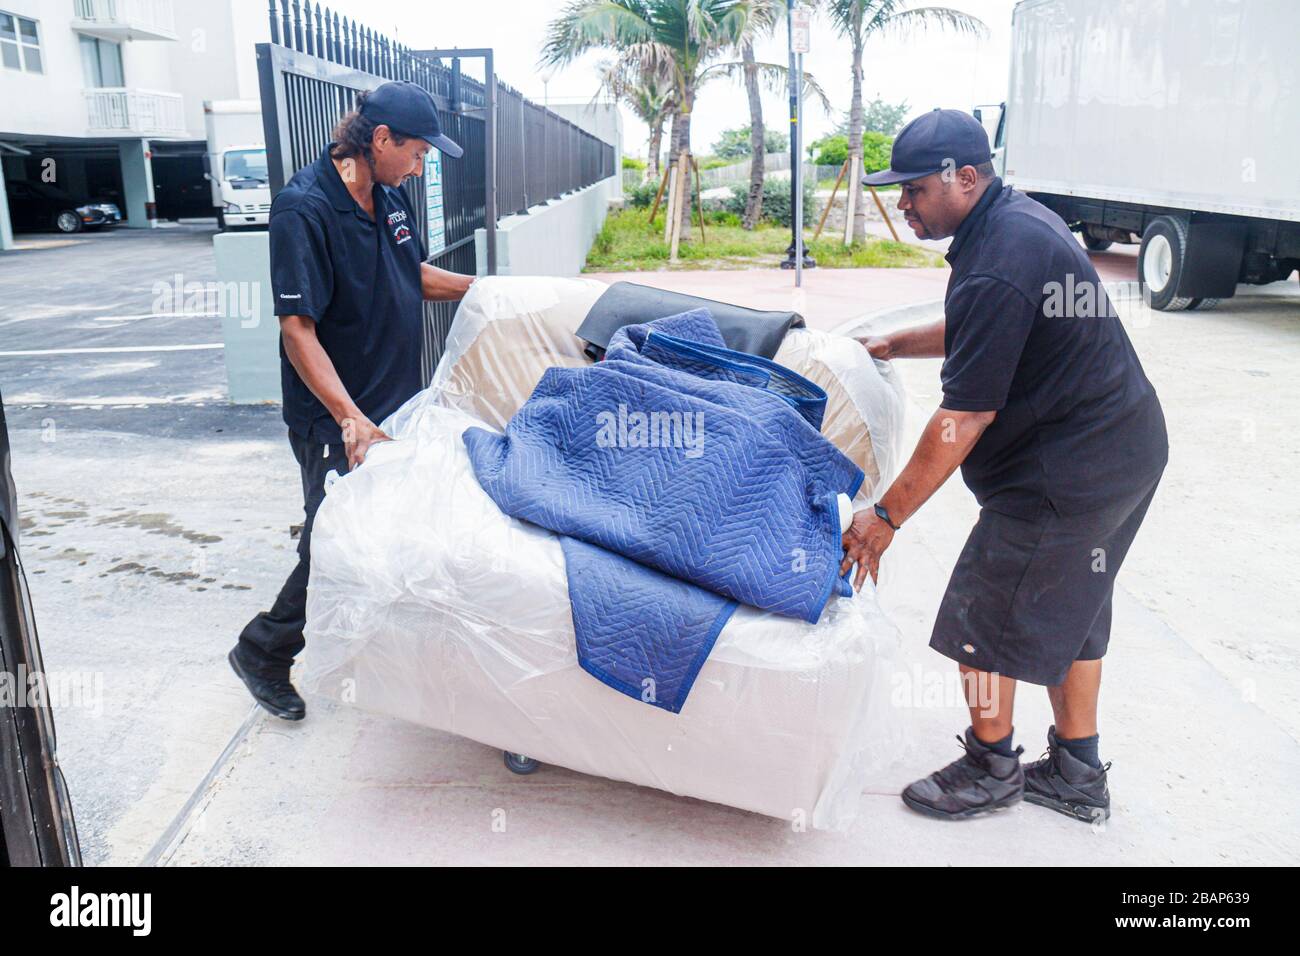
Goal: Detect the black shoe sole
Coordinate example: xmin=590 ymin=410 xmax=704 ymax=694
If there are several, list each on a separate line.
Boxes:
xmin=227 ymin=649 xmax=306 ymax=722
xmin=900 ymin=789 xmax=1023 ymax=821
xmin=1024 ymin=790 xmax=1110 ymax=823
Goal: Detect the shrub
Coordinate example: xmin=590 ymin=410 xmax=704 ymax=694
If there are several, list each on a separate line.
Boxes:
xmin=808 ymin=131 xmax=894 ymax=173
xmin=725 ymin=176 xmax=815 ymax=228
xmin=622 ymin=155 xmax=646 ymax=171
xmin=625 ymin=180 xmax=659 ymax=209
xmin=811 ymin=134 xmax=849 ymax=168
xmin=862 ymin=131 xmax=893 ymax=175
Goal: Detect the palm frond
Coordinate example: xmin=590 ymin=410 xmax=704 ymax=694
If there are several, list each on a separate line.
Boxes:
xmin=699 ymin=59 xmax=834 ymax=114
xmin=873 ymin=4 xmax=987 ymax=39
xmin=540 ymin=0 xmax=657 ymax=68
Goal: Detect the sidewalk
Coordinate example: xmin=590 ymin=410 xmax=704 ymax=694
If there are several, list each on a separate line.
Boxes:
xmin=585 ymin=266 xmax=949 ymax=332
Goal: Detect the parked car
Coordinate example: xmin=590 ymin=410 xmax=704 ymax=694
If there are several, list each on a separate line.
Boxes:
xmin=6 ymin=179 xmax=123 ymax=234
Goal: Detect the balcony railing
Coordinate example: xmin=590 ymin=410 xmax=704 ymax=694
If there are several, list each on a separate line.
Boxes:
xmin=85 ymin=88 xmax=186 ymax=137
xmin=71 ymin=0 xmax=176 ymax=41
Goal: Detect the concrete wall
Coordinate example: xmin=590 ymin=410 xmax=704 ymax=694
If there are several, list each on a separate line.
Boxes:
xmin=212 ymin=229 xmax=279 ymax=404
xmin=475 ymin=178 xmax=616 ymax=278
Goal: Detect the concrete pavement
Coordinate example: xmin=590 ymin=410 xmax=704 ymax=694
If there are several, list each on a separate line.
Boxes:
xmin=164 ymin=285 xmax=1300 ymax=865
xmin=5 ymin=225 xmax=1298 ymax=864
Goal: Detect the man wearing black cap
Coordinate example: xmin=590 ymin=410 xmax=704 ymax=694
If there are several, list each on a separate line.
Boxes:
xmin=228 ymin=81 xmax=474 ymax=720
xmin=841 ymin=109 xmax=1168 ymax=823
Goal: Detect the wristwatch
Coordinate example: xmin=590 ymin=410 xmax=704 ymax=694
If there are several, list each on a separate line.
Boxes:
xmin=874 ymin=502 xmax=901 ymax=531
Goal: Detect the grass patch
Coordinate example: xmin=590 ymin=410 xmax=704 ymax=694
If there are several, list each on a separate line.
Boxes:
xmin=585 ymin=208 xmax=944 ymax=272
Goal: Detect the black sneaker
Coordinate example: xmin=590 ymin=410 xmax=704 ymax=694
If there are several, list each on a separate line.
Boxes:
xmin=901 ymin=728 xmax=1025 ymax=820
xmin=1023 ymin=725 xmax=1111 ymax=823
xmin=228 ymin=648 xmax=306 ymax=721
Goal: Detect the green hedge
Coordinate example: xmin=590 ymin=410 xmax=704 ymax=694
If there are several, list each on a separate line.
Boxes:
xmin=808 ymin=130 xmax=894 ymax=173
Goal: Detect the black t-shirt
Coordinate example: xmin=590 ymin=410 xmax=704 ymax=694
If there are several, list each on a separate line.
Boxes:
xmin=940 ymin=179 xmax=1168 ymax=518
xmin=268 ymin=145 xmax=427 ymax=445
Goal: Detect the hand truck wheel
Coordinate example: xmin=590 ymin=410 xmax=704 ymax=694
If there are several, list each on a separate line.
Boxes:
xmin=503 ymin=750 xmax=540 ymax=775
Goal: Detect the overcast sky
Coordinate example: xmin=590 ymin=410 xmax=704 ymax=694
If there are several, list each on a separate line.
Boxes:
xmin=325 ymin=0 xmax=1019 ymax=156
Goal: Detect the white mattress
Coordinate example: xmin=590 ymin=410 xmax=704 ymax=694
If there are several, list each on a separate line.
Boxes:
xmin=302 ymin=277 xmax=906 ymax=829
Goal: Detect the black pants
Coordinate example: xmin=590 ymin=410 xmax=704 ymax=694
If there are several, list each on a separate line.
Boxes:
xmin=236 ymin=429 xmax=350 ymax=678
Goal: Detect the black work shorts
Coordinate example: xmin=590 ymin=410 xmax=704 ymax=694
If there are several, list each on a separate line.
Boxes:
xmin=929 ymin=476 xmax=1161 ymax=686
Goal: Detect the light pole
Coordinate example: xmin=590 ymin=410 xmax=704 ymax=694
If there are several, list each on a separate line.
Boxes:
xmin=780 ymin=1 xmax=814 ymax=279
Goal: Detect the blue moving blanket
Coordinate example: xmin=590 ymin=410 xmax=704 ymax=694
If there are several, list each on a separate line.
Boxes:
xmin=463 ymin=310 xmax=864 ymax=712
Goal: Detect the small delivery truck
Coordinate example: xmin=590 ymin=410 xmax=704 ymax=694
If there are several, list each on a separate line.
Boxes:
xmin=977 ymin=0 xmax=1300 ymax=310
xmin=203 ymin=100 xmax=271 ymax=231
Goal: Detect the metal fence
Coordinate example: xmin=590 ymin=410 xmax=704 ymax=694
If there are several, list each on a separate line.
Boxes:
xmin=468 ymin=76 xmax=616 ymax=218
xmin=257 ymin=0 xmax=615 ymax=377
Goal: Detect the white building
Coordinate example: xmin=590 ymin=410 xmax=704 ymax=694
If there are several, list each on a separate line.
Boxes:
xmin=0 ymin=0 xmax=269 ymax=249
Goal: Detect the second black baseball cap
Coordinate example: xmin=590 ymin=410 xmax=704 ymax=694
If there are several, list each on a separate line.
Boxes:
xmin=863 ymin=108 xmax=991 ymax=186
xmin=361 ymin=80 xmax=464 ymax=158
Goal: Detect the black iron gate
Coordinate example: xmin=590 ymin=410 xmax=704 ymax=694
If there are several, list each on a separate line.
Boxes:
xmin=258 ymin=1 xmax=617 ymax=377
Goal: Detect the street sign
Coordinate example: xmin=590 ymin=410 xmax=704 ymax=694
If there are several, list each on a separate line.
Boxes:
xmin=792 ymin=5 xmax=812 ymax=53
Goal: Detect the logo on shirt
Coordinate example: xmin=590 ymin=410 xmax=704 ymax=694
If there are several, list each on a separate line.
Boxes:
xmin=279 ymin=293 xmax=302 ymax=299
xmin=387 ymin=208 xmax=412 ymax=245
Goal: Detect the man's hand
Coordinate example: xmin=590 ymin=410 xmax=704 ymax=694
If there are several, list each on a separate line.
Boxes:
xmin=857 ymin=334 xmax=893 ymax=360
xmin=339 ymin=415 xmax=392 ymax=470
xmin=840 ymin=509 xmax=895 ymax=590
xmin=856 ymin=318 xmax=946 ymax=360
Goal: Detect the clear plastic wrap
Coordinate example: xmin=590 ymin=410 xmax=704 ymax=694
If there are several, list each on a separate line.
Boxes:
xmin=303 ymin=276 xmax=908 ymax=829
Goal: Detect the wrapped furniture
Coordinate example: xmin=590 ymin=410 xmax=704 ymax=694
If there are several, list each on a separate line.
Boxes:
xmin=303 ymin=277 xmax=907 ymax=829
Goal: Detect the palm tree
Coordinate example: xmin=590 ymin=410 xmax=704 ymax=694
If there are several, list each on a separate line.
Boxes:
xmin=737 ymin=0 xmax=785 ymax=229
xmin=543 ymin=0 xmax=779 ymax=240
xmin=596 ymin=55 xmax=676 ymax=182
xmin=823 ymin=1 xmax=986 ymax=243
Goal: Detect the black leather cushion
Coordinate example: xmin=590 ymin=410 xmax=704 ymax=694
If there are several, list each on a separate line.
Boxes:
xmin=576 ymin=282 xmax=805 ymax=360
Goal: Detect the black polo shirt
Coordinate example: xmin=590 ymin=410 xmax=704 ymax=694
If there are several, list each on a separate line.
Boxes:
xmin=268 ymin=145 xmax=426 ymax=445
xmin=940 ymin=178 xmax=1168 ymax=518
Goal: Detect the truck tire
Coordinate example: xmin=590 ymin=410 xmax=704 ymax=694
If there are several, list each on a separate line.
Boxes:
xmin=216 ymin=210 xmax=226 ymax=232
xmin=1188 ymin=298 xmax=1221 ymax=310
xmin=1138 ymin=216 xmax=1196 ymax=311
xmin=1082 ymin=233 xmax=1112 ymax=252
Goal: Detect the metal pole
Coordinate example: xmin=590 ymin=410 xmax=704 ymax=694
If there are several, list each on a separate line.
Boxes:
xmin=781 ymin=0 xmax=797 ymax=273
xmin=781 ymin=1 xmax=813 ymax=276
xmin=795 ymin=47 xmax=803 ymax=287
xmin=485 ymin=49 xmax=498 ymax=276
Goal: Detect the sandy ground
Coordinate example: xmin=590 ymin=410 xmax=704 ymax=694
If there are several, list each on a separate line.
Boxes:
xmin=4 ymin=226 xmax=1298 ymax=864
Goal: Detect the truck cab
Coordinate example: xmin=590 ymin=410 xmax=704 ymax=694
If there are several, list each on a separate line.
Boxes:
xmin=203 ymin=100 xmax=271 ymax=231
xmin=207 ymin=144 xmax=270 ymax=230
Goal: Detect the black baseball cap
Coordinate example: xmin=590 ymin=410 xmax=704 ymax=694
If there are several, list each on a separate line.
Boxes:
xmin=863 ymin=108 xmax=991 ymax=186
xmin=360 ymin=80 xmax=464 ymax=158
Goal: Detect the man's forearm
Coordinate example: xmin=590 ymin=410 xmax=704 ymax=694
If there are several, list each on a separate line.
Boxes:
xmin=877 ymin=406 xmax=995 ymax=525
xmin=420 ymin=263 xmax=474 ymax=302
xmin=882 ymin=318 xmax=946 ymax=359
xmin=280 ymin=316 xmax=363 ymax=427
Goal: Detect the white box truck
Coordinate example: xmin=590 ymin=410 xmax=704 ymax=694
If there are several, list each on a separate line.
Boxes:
xmin=979 ymin=0 xmax=1300 ymax=310
xmin=204 ymin=100 xmax=271 ymax=230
